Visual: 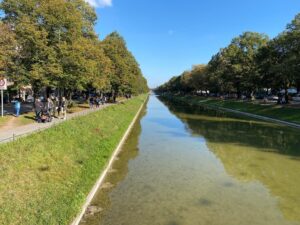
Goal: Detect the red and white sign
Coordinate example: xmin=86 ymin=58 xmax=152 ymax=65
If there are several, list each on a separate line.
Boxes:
xmin=0 ymin=79 xmax=7 ymax=90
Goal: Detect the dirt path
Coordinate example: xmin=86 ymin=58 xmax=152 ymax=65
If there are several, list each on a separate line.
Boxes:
xmin=1 ymin=116 xmax=17 ymax=130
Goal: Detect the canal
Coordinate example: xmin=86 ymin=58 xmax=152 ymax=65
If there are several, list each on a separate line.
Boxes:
xmin=80 ymin=95 xmax=300 ymax=225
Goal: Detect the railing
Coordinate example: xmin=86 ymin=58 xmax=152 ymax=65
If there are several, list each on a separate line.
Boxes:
xmin=0 ymin=121 xmax=62 ymax=144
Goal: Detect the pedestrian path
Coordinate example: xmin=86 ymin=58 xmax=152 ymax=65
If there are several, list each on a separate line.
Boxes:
xmin=1 ymin=116 xmax=17 ymax=131
xmin=204 ymin=104 xmax=300 ymax=129
xmin=0 ymin=104 xmax=112 ymax=144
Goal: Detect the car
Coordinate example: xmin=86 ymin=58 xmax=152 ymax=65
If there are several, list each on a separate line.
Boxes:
xmin=26 ymin=95 xmax=34 ymax=103
xmin=292 ymin=94 xmax=300 ymax=102
xmin=267 ymin=95 xmax=279 ymax=101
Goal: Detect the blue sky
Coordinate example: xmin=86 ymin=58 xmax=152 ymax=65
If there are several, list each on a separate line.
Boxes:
xmin=91 ymin=1 xmax=300 ymax=87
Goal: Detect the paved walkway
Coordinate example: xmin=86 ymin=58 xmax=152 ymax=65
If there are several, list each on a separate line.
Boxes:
xmin=0 ymin=104 xmax=112 ymax=144
xmin=203 ymin=104 xmax=300 ymax=129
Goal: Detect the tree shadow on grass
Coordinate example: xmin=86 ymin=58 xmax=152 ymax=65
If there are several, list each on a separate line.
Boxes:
xmin=23 ymin=115 xmax=36 ymax=121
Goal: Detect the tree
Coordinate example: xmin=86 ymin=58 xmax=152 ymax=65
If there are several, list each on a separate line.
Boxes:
xmin=222 ymin=32 xmax=269 ymax=98
xmin=285 ymin=13 xmax=300 ymax=92
xmin=256 ymin=44 xmax=277 ymax=93
xmin=269 ymin=34 xmax=294 ymax=103
xmin=157 ymin=13 xmax=300 ymax=102
xmin=1 ymin=0 xmax=148 ymax=98
xmin=1 ymin=0 xmax=106 ymax=96
xmin=189 ymin=65 xmax=208 ymax=94
xmin=0 ymin=21 xmax=16 ymax=78
xmin=102 ymin=32 xmax=148 ymax=95
xmin=1 ymin=0 xmax=57 ymax=92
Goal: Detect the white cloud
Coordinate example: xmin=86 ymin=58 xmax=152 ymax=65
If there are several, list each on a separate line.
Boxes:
xmin=85 ymin=0 xmax=112 ymax=8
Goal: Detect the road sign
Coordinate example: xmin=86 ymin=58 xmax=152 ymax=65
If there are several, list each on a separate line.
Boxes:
xmin=0 ymin=78 xmax=7 ymax=90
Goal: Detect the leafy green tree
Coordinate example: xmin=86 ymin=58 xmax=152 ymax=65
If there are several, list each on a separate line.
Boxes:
xmin=269 ymin=34 xmax=294 ymax=103
xmin=189 ymin=65 xmax=209 ymax=94
xmin=285 ymin=13 xmax=300 ymax=92
xmin=1 ymin=0 xmax=62 ymax=93
xmin=0 ymin=0 xmax=120 ymax=97
xmin=1 ymin=1 xmax=50 ymax=92
xmin=255 ymin=14 xmax=300 ymax=103
xmin=1 ymin=0 xmax=148 ymax=98
xmin=89 ymin=41 xmax=113 ymax=92
xmin=222 ymin=32 xmax=269 ymax=98
xmin=179 ymin=71 xmax=193 ymax=93
xmin=157 ymin=13 xmax=300 ymax=102
xmin=207 ymin=52 xmax=232 ymax=94
xmin=0 ymin=21 xmax=16 ymax=78
xmin=102 ymin=32 xmax=148 ymax=95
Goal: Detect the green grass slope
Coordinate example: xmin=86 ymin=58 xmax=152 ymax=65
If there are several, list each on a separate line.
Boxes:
xmin=0 ymin=95 xmax=147 ymax=225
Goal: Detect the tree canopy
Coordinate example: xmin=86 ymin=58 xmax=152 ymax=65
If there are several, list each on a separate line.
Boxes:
xmin=0 ymin=0 xmax=148 ymax=96
xmin=156 ymin=13 xmax=300 ymax=101
xmin=102 ymin=32 xmax=148 ymax=95
xmin=0 ymin=21 xmax=16 ymax=78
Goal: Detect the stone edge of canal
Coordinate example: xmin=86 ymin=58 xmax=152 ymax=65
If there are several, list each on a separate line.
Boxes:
xmin=70 ymin=95 xmax=149 ymax=225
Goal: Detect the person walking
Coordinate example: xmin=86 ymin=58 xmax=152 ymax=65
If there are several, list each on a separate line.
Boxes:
xmin=14 ymin=98 xmax=21 ymax=117
xmin=34 ymin=98 xmax=42 ymax=121
xmin=95 ymin=96 xmax=100 ymax=108
xmin=47 ymin=97 xmax=54 ymax=118
xmin=89 ymin=96 xmax=94 ymax=109
xmin=55 ymin=97 xmax=61 ymax=118
xmin=60 ymin=97 xmax=67 ymax=120
xmin=51 ymin=97 xmax=57 ymax=117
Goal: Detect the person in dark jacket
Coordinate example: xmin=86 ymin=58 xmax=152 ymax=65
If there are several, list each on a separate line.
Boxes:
xmin=89 ymin=96 xmax=94 ymax=109
xmin=34 ymin=98 xmax=43 ymax=120
xmin=47 ymin=97 xmax=54 ymax=118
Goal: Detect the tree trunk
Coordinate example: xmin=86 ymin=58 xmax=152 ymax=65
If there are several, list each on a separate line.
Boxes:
xmin=297 ymin=82 xmax=300 ymax=93
xmin=65 ymin=89 xmax=72 ymax=101
xmin=237 ymin=89 xmax=241 ymax=99
xmin=236 ymin=81 xmax=241 ymax=99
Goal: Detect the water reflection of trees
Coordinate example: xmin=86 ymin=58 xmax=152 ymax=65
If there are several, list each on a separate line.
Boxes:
xmin=206 ymin=141 xmax=300 ymax=223
xmin=159 ymin=96 xmax=300 ymax=157
xmin=81 ymin=106 xmax=147 ymax=225
xmin=159 ymin=96 xmax=300 ymax=223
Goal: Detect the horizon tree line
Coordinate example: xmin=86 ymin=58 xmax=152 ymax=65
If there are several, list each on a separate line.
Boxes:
xmin=156 ymin=12 xmax=300 ymax=103
xmin=0 ymin=0 xmax=148 ymax=100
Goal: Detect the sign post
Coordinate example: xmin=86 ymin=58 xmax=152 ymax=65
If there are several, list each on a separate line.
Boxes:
xmin=0 ymin=78 xmax=7 ymax=117
xmin=1 ymin=90 xmax=3 ymax=117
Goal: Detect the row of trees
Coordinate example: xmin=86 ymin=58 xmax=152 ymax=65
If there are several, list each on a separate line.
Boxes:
xmin=156 ymin=13 xmax=300 ymax=102
xmin=0 ymin=0 xmax=148 ymax=98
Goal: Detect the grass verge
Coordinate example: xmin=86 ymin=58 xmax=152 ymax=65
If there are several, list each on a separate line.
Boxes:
xmin=0 ymin=94 xmax=147 ymax=225
xmin=163 ymin=95 xmax=300 ymax=125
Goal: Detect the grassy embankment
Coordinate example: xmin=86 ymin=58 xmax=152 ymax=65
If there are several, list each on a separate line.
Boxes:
xmin=0 ymin=94 xmax=147 ymax=225
xmin=165 ymin=95 xmax=300 ymax=124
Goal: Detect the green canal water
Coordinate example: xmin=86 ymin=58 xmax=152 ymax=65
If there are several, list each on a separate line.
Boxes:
xmin=80 ymin=95 xmax=300 ymax=225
